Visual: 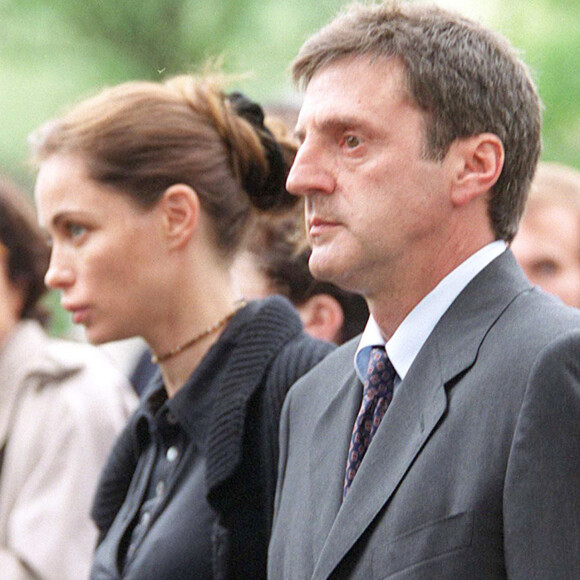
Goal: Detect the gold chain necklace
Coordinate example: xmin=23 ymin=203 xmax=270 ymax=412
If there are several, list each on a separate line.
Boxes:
xmin=151 ymin=299 xmax=247 ymax=364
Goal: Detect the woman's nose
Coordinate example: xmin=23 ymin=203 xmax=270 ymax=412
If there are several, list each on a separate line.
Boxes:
xmin=44 ymin=250 xmax=75 ymax=289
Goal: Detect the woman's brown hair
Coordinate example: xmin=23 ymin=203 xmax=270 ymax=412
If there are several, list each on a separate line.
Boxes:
xmin=30 ymin=72 xmax=295 ymax=257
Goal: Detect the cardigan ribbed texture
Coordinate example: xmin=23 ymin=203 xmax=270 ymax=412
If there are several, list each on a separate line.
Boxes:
xmin=91 ymin=296 xmax=335 ymax=579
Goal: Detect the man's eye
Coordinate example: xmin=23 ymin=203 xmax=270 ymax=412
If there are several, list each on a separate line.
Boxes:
xmin=344 ymin=135 xmax=361 ymax=148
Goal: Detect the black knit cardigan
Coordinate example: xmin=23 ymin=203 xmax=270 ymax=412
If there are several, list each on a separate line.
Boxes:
xmin=91 ymin=296 xmax=335 ymax=579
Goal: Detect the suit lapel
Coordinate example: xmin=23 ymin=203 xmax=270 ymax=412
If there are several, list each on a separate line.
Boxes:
xmin=309 ymin=342 xmax=362 ymax=560
xmin=312 ymin=251 xmax=532 ymax=580
xmin=312 ymin=341 xmax=448 ymax=580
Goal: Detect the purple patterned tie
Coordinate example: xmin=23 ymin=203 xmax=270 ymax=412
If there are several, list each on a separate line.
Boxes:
xmin=343 ymin=346 xmax=396 ymax=499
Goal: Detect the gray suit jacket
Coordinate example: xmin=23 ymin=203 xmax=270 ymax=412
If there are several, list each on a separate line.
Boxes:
xmin=268 ymin=251 xmax=580 ymax=579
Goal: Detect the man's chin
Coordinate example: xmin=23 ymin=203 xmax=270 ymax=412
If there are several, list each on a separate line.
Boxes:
xmin=308 ymin=253 xmax=352 ymax=290
xmin=309 ymin=252 xmax=366 ymax=295
xmin=308 ymin=252 xmax=336 ymax=283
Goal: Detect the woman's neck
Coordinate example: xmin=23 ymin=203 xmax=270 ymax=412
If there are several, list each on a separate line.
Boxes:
xmin=144 ymin=244 xmax=243 ymax=397
xmin=157 ymin=296 xmax=245 ymax=397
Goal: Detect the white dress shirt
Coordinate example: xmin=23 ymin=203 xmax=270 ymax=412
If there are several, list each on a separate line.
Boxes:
xmin=355 ymin=241 xmax=507 ymax=385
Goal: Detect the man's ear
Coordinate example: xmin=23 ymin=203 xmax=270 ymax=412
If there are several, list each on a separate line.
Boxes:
xmin=159 ymin=184 xmax=200 ymax=249
xmin=450 ymin=133 xmax=504 ymax=207
xmin=298 ymin=293 xmax=345 ymax=344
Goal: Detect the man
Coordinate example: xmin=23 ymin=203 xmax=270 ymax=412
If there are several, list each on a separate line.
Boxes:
xmin=511 ymin=161 xmax=580 ymax=308
xmin=268 ymin=2 xmax=580 ymax=579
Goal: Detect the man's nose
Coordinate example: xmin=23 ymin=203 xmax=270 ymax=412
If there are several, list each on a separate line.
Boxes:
xmin=286 ymin=139 xmax=335 ymax=197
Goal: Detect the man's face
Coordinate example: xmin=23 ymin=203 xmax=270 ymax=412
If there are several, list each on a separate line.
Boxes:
xmin=287 ymin=56 xmax=454 ymax=300
xmin=511 ymin=201 xmax=580 ymax=308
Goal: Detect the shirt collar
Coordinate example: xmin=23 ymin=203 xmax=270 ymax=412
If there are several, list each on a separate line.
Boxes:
xmin=355 ymin=240 xmax=507 ymax=383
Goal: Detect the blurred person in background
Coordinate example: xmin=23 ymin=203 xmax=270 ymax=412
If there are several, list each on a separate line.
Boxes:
xmin=233 ymin=204 xmax=369 ymax=345
xmin=31 ymin=71 xmax=334 ymax=579
xmin=511 ymin=161 xmax=580 ymax=308
xmin=0 ymin=176 xmax=136 ymax=580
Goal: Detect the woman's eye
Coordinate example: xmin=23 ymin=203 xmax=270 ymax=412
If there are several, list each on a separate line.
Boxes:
xmin=344 ymin=135 xmax=361 ymax=148
xmin=67 ymin=223 xmax=87 ymax=239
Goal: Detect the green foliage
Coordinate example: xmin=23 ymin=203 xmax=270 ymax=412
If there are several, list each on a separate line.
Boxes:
xmin=0 ymin=0 xmax=578 ymax=336
xmin=0 ymin=0 xmax=348 ymax=188
xmin=493 ymin=0 xmax=580 ymax=168
xmin=2 ymin=0 xmax=578 ymax=189
xmin=0 ymin=0 xmax=348 ymax=335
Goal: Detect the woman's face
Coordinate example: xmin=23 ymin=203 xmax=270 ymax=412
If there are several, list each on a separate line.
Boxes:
xmin=0 ymin=243 xmax=23 ymax=344
xmin=35 ymin=154 xmax=167 ymax=344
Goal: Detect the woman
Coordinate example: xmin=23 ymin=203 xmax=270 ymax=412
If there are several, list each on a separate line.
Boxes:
xmin=30 ymin=72 xmax=334 ymax=579
xmin=0 ymin=176 xmax=135 ymax=579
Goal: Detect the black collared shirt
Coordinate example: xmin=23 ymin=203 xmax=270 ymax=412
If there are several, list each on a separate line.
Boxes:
xmin=90 ymin=297 xmax=337 ymax=580
xmin=93 ymin=322 xmax=231 ymax=580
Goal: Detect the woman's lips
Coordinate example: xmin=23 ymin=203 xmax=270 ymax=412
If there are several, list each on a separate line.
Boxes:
xmin=63 ymin=303 xmax=90 ymax=325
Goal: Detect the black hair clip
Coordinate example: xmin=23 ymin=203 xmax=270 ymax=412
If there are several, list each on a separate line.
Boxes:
xmin=227 ymin=91 xmax=288 ymax=210
xmin=228 ymin=91 xmax=266 ymax=129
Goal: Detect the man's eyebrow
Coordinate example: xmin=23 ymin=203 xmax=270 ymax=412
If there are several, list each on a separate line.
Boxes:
xmin=295 ymin=115 xmax=373 ymax=141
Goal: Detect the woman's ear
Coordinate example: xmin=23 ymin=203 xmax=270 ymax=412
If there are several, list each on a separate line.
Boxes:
xmin=159 ymin=184 xmax=200 ymax=249
xmin=450 ymin=133 xmax=504 ymax=207
xmin=298 ymin=293 xmax=345 ymax=344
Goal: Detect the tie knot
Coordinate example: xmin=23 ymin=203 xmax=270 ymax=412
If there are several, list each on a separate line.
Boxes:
xmin=364 ymin=346 xmax=395 ymax=397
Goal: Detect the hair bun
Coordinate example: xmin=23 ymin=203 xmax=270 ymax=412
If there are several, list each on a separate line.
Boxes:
xmin=228 ymin=92 xmax=292 ymax=211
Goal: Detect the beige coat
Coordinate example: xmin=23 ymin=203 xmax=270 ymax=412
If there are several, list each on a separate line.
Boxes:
xmin=0 ymin=321 xmax=137 ymax=580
